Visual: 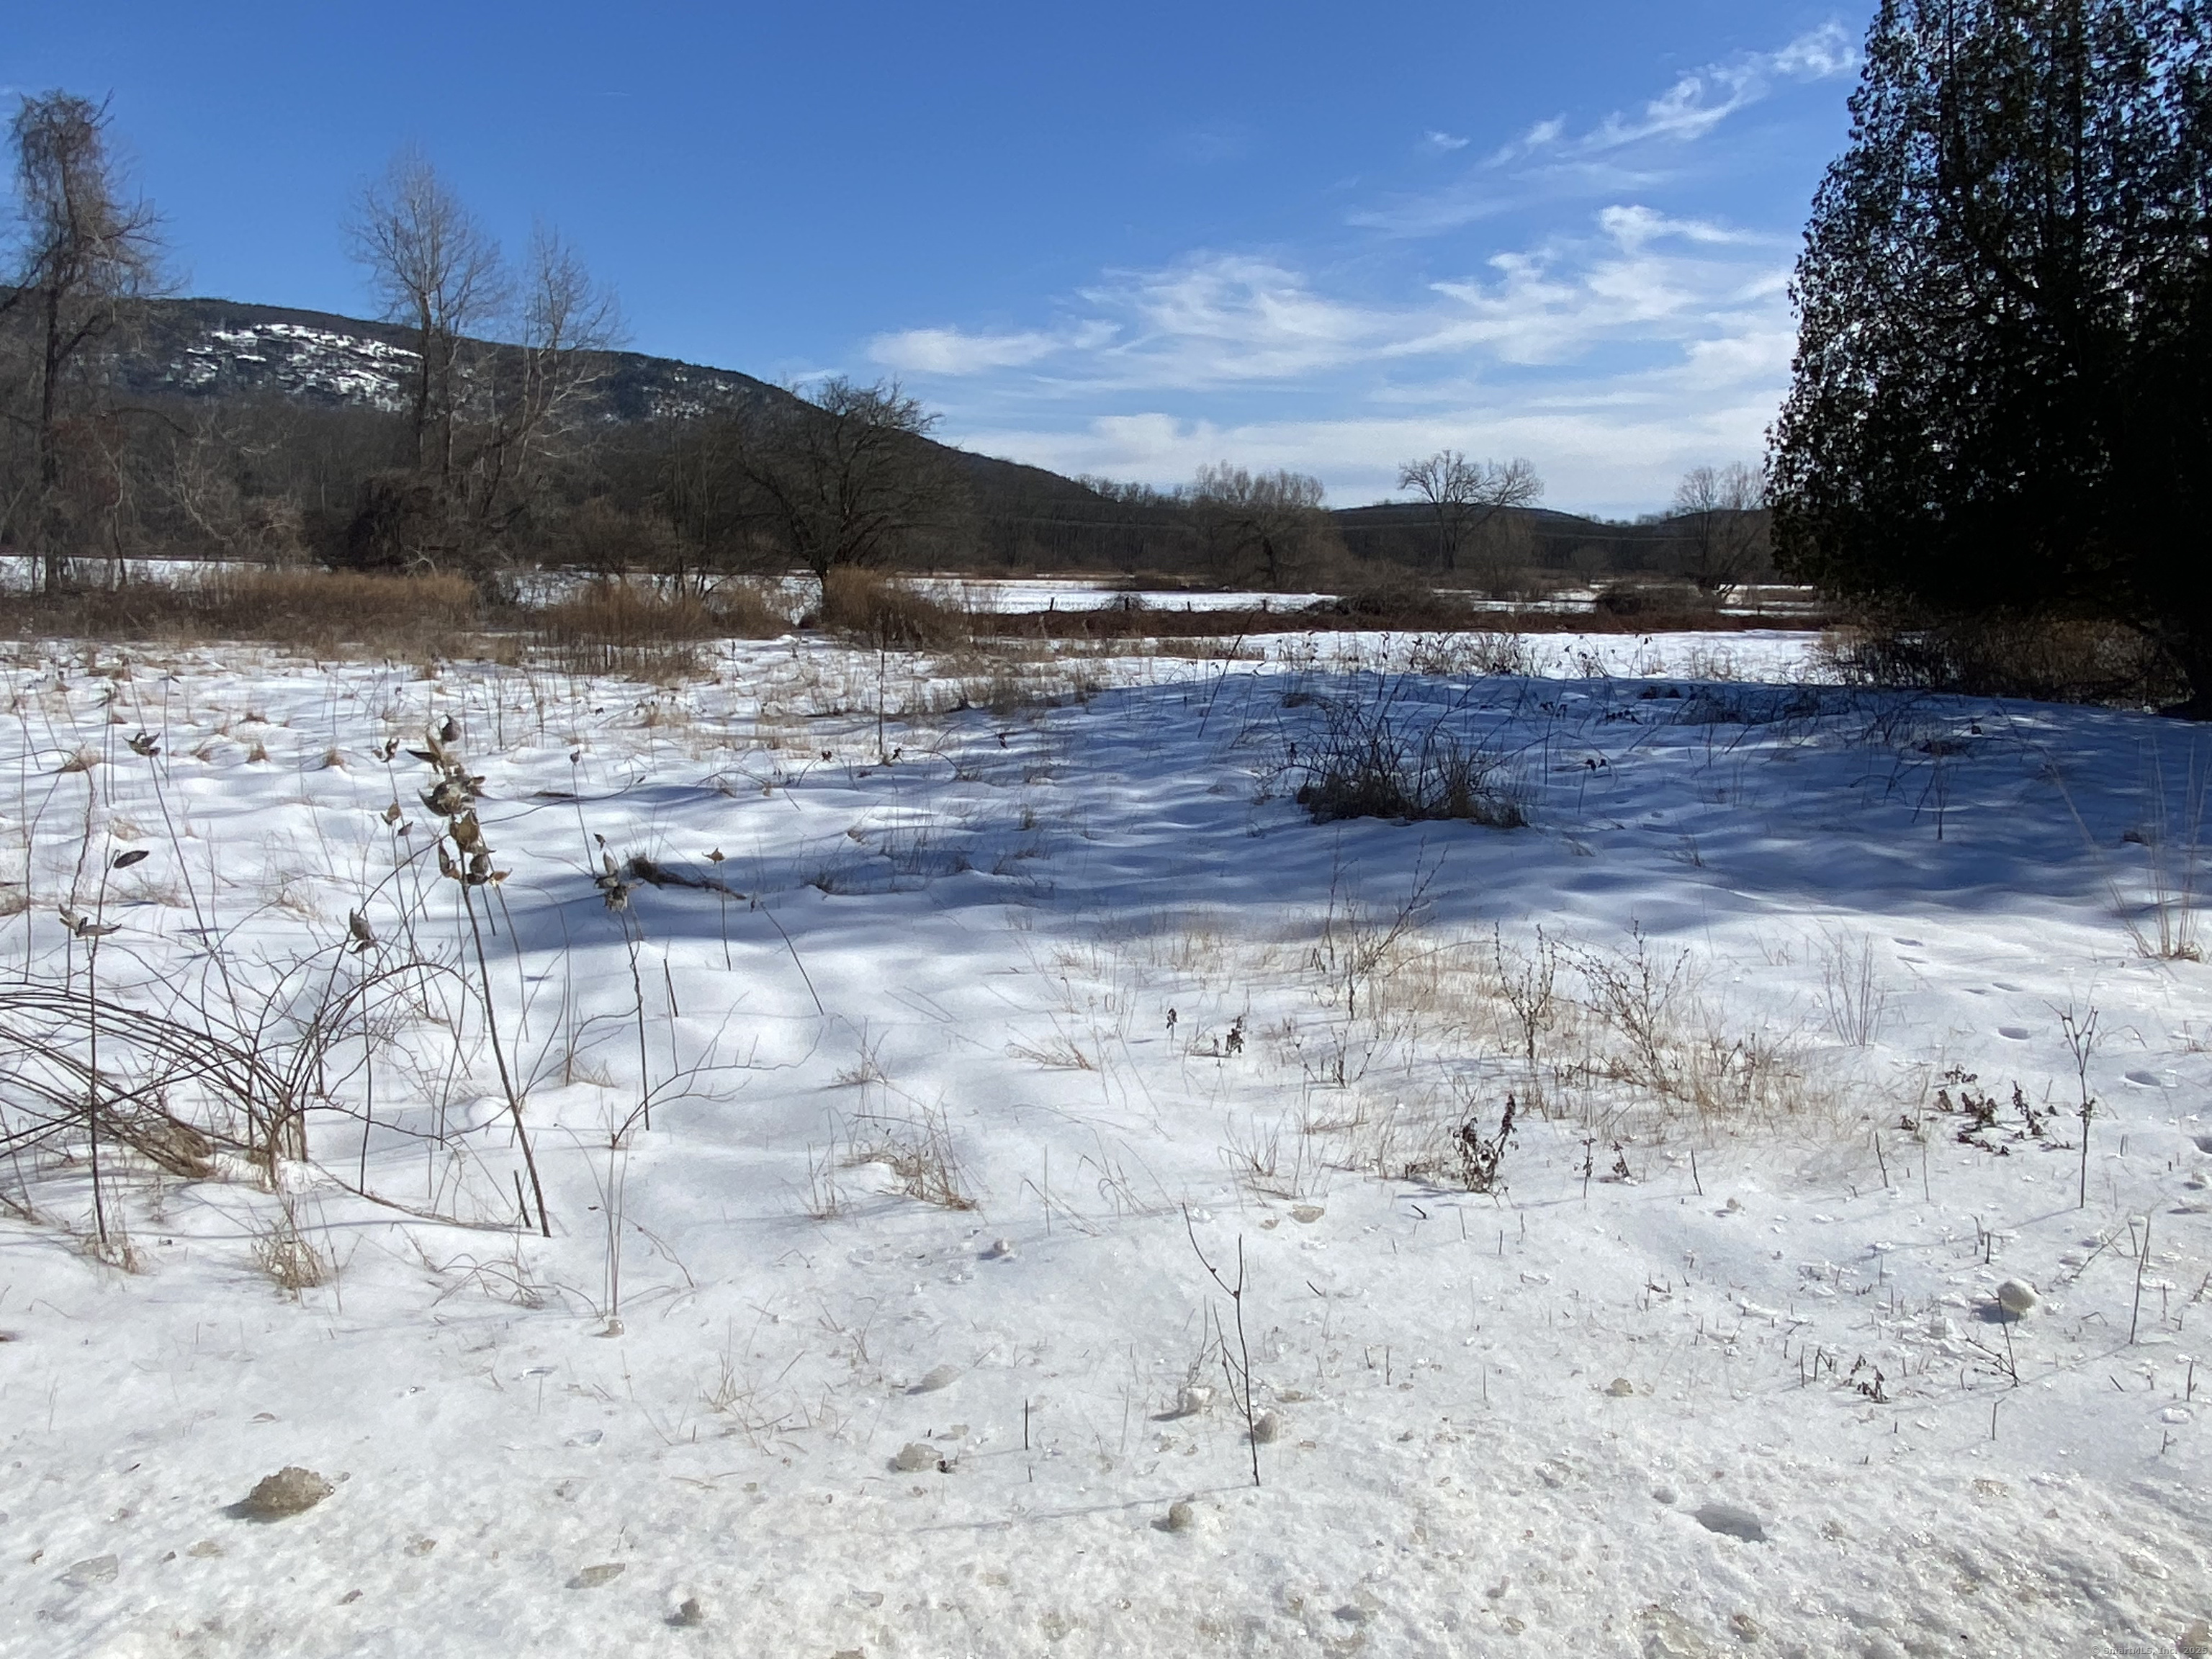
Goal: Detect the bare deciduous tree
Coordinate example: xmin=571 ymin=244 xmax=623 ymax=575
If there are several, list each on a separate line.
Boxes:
xmin=1670 ymin=462 xmax=1770 ymax=598
xmin=1394 ymin=451 xmax=1542 ymax=576
xmin=1462 ymin=511 xmax=1537 ymax=600
xmin=1 ymin=92 xmax=163 ymax=590
xmin=468 ymin=225 xmax=624 ymax=536
xmin=1185 ymin=463 xmax=1335 ymax=589
xmin=346 ymin=148 xmax=505 ymax=486
xmin=158 ymin=408 xmax=305 ymax=563
xmin=344 ymin=156 xmax=624 ymax=574
xmin=714 ymin=377 xmax=969 ymax=579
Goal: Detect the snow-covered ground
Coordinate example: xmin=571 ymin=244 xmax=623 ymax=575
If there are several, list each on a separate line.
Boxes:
xmin=1 ymin=626 xmax=2208 ymax=1658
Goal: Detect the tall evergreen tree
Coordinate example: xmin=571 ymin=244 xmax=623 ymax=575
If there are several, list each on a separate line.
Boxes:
xmin=1771 ymin=0 xmax=2212 ymax=702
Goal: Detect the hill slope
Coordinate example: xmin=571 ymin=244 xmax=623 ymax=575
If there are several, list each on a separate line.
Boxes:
xmin=117 ymin=295 xmax=1103 ymax=508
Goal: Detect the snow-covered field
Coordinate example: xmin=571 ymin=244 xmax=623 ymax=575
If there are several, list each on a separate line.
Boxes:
xmin=1 ymin=624 xmax=2208 ymax=1658
xmin=935 ymin=578 xmax=1343 ymax=614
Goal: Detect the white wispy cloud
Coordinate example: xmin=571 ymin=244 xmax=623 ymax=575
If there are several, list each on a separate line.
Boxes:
xmin=871 ymin=320 xmax=1112 ymax=376
xmin=884 ymin=210 xmax=1788 ymax=392
xmin=1766 ymin=21 xmax=1859 ymax=79
xmin=891 ymin=208 xmax=1794 ymax=512
xmin=1355 ymin=22 xmax=1859 ymax=234
xmin=858 ymin=24 xmax=1850 ymax=513
xmin=1581 ymin=22 xmax=1857 ymax=148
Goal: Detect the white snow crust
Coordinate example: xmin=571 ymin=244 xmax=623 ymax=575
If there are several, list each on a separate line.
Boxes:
xmin=1 ymin=626 xmax=2207 ymax=1656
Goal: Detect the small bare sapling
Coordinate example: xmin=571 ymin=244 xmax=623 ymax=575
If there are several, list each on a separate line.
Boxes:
xmin=1183 ymin=1206 xmax=1263 ymax=1487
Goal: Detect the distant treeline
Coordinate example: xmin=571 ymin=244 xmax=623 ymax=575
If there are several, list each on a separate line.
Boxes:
xmin=1 ymin=96 xmax=1771 ymax=598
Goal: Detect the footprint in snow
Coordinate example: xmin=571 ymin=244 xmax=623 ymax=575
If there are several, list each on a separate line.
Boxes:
xmin=1997 ymin=1025 xmax=2032 ymax=1040
xmin=1692 ymin=1502 xmax=1768 ymax=1542
xmin=59 ymin=1555 xmax=119 ymax=1588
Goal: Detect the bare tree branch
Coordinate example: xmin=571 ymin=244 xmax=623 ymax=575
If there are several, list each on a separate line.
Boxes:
xmin=1668 ymin=462 xmax=1770 ymax=598
xmin=1394 ymin=451 xmax=1542 ymax=575
xmin=2 ymin=91 xmax=165 ymax=589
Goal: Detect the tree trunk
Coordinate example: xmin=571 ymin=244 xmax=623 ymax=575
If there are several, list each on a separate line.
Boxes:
xmin=38 ymin=285 xmax=66 ymax=595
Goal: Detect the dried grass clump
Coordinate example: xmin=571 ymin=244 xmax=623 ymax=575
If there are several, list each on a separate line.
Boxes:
xmin=251 ymin=1196 xmax=331 ymax=1296
xmin=531 ymin=577 xmax=789 ymax=670
xmin=1295 ymin=706 xmax=1526 ymax=830
xmin=1403 ymin=631 xmax=1537 ymax=678
xmin=0 ymin=567 xmax=484 ymax=656
xmin=818 ymin=567 xmax=973 ymax=649
xmin=848 ymin=1106 xmax=976 ymax=1210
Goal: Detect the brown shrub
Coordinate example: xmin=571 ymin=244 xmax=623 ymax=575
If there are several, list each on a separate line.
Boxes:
xmin=818 ymin=567 xmax=972 ymax=649
xmin=530 ymin=577 xmax=791 ymax=678
xmin=0 ymin=567 xmax=483 ymax=654
xmin=1819 ymin=609 xmax=2185 ymax=707
xmin=1316 ymin=574 xmax=1471 ymax=624
xmin=1593 ymin=580 xmax=1714 ymax=619
xmin=533 ymin=578 xmax=788 ymax=648
xmin=1295 ymin=706 xmax=1527 ymax=830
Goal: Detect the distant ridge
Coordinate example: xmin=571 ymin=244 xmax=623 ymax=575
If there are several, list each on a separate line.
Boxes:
xmin=114 ymin=295 xmax=1102 ymax=505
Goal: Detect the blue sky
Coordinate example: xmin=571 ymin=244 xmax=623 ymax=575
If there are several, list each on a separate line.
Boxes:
xmin=9 ymin=3 xmax=1871 ymax=516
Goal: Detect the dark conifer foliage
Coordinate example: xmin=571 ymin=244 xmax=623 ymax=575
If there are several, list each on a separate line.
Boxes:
xmin=1771 ymin=0 xmax=2212 ymax=699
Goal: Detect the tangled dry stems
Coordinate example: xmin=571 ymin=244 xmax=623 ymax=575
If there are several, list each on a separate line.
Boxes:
xmin=1295 ymin=702 xmax=1527 ymax=829
xmin=847 ymin=1106 xmax=976 ymax=1210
